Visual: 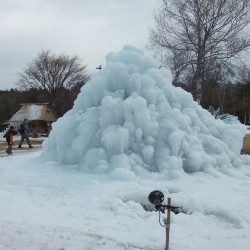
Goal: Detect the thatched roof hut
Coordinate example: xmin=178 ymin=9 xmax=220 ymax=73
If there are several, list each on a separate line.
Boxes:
xmin=9 ymin=103 xmax=57 ymax=133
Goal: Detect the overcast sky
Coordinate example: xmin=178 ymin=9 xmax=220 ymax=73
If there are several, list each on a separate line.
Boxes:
xmin=0 ymin=0 xmax=159 ymax=90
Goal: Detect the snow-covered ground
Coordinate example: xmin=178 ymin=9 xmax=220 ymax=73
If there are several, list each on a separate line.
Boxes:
xmin=1 ymin=45 xmax=250 ymax=249
xmin=0 ymin=150 xmax=250 ymax=250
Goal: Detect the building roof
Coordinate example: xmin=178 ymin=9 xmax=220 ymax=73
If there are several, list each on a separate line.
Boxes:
xmin=1 ymin=120 xmax=10 ymax=125
xmin=10 ymin=103 xmax=57 ymax=122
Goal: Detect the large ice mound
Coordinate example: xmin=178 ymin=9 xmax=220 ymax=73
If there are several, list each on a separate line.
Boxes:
xmin=42 ymin=45 xmax=247 ymax=176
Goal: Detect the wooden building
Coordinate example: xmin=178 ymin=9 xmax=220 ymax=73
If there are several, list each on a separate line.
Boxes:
xmin=9 ymin=103 xmax=57 ymax=135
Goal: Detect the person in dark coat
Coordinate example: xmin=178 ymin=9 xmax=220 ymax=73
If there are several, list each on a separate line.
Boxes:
xmin=18 ymin=119 xmax=33 ymax=148
xmin=3 ymin=126 xmax=18 ymax=155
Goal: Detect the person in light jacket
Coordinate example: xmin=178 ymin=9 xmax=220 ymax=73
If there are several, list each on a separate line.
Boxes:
xmin=18 ymin=119 xmax=33 ymax=148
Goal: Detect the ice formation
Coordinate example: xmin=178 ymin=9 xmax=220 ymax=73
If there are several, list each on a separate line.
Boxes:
xmin=42 ymin=45 xmax=247 ymax=176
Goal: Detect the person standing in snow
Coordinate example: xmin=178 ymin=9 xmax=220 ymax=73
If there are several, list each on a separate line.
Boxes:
xmin=18 ymin=119 xmax=33 ymax=148
xmin=3 ymin=126 xmax=18 ymax=155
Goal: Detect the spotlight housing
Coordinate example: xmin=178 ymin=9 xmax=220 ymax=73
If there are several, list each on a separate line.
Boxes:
xmin=148 ymin=190 xmax=164 ymax=205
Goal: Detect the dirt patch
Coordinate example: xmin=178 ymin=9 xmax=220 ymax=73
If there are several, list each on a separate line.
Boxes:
xmin=0 ymin=139 xmax=43 ymax=152
xmin=242 ymin=134 xmax=250 ymax=154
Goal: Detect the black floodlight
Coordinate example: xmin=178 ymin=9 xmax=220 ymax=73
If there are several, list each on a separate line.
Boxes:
xmin=148 ymin=190 xmax=164 ymax=206
xmin=148 ymin=190 xmax=183 ymax=250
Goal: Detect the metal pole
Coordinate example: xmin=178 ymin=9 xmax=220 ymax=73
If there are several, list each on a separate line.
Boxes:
xmin=165 ymin=198 xmax=171 ymax=250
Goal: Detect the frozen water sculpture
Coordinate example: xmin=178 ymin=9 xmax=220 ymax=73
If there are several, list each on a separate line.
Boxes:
xmin=42 ymin=45 xmax=247 ymax=176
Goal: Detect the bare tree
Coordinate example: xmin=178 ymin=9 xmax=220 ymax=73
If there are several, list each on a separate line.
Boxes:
xmin=18 ymin=50 xmax=90 ymax=108
xmin=149 ymin=0 xmax=250 ymax=104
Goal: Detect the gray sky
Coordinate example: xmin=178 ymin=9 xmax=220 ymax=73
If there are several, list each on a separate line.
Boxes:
xmin=0 ymin=0 xmax=158 ymax=90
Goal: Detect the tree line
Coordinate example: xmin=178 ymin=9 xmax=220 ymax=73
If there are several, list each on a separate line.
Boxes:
xmin=0 ymin=87 xmax=81 ymax=124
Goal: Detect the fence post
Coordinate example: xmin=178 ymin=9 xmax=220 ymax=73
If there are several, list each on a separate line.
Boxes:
xmin=165 ymin=198 xmax=171 ymax=250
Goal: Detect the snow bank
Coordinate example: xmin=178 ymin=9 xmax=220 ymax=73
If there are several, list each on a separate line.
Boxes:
xmin=1 ymin=151 xmax=250 ymax=250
